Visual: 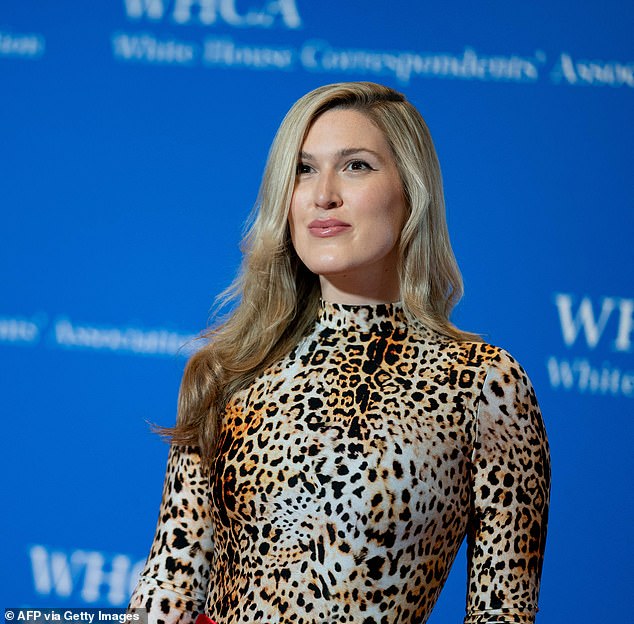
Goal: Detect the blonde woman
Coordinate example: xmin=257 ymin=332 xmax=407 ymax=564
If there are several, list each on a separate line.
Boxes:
xmin=129 ymin=82 xmax=550 ymax=624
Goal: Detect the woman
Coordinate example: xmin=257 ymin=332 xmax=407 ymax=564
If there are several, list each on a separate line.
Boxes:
xmin=129 ymin=82 xmax=550 ymax=623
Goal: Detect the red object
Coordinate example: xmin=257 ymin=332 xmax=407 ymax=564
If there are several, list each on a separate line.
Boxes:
xmin=194 ymin=616 xmax=217 ymax=624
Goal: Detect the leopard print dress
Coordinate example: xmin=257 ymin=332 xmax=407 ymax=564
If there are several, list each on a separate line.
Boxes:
xmin=129 ymin=301 xmax=550 ymax=624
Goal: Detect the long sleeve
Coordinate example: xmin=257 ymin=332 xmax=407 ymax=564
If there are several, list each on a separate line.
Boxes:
xmin=129 ymin=445 xmax=214 ymax=624
xmin=465 ymin=350 xmax=551 ymax=624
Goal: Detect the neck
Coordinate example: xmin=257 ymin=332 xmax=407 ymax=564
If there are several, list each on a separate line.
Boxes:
xmin=319 ymin=274 xmax=401 ymax=305
xmin=318 ymin=299 xmax=407 ymax=333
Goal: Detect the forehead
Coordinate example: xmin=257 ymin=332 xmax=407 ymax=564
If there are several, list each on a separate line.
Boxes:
xmin=302 ymin=108 xmax=390 ymax=152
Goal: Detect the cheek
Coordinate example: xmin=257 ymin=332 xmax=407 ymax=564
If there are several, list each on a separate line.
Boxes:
xmin=287 ymin=196 xmax=298 ymax=242
xmin=388 ymin=188 xmax=408 ymax=237
xmin=287 ymin=201 xmax=307 ymax=257
xmin=393 ymin=206 xmax=407 ymax=239
xmin=375 ymin=194 xmax=406 ymax=241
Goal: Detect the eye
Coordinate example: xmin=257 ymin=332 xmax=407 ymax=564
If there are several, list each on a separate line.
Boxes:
xmin=296 ymin=161 xmax=313 ymax=175
xmin=346 ymin=159 xmax=374 ymax=171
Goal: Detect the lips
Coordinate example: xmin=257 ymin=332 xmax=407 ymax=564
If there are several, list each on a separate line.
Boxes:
xmin=308 ymin=218 xmax=351 ymax=238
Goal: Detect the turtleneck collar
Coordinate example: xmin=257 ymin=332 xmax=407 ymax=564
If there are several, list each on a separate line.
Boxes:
xmin=317 ymin=300 xmax=408 ymax=334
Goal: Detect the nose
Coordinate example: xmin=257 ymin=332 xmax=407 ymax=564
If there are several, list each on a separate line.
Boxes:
xmin=314 ymin=170 xmax=342 ymax=209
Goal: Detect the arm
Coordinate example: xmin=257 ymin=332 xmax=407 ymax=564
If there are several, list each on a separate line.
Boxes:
xmin=465 ymin=350 xmax=551 ymax=624
xmin=129 ymin=445 xmax=213 ymax=624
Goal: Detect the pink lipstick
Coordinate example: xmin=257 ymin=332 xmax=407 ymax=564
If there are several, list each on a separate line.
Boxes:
xmin=308 ymin=218 xmax=351 ymax=237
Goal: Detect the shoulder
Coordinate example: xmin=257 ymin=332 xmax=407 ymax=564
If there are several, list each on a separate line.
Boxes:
xmin=425 ymin=328 xmax=540 ymax=408
xmin=413 ymin=325 xmax=520 ymax=378
xmin=427 ymin=326 xmax=530 ymax=376
xmin=475 ymin=344 xmax=539 ymax=408
xmin=470 ymin=343 xmax=548 ymax=462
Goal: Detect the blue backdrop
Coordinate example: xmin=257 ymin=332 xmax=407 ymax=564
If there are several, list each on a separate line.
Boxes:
xmin=2 ymin=2 xmax=632 ymax=622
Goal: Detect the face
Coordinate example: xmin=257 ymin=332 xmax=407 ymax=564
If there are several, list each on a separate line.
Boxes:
xmin=288 ymin=108 xmax=407 ymax=304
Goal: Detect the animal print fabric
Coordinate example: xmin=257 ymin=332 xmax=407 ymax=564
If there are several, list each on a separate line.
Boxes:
xmin=129 ymin=301 xmax=550 ymax=623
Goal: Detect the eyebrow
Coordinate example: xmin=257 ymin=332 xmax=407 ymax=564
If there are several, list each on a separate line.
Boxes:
xmin=299 ymin=147 xmax=384 ymax=161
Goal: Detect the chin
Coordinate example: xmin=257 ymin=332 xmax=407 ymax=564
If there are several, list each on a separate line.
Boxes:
xmin=301 ymin=256 xmax=352 ymax=277
xmin=308 ymin=263 xmax=353 ymax=279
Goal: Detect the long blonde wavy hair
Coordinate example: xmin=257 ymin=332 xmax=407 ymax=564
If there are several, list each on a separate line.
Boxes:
xmin=168 ymin=82 xmax=479 ymax=464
